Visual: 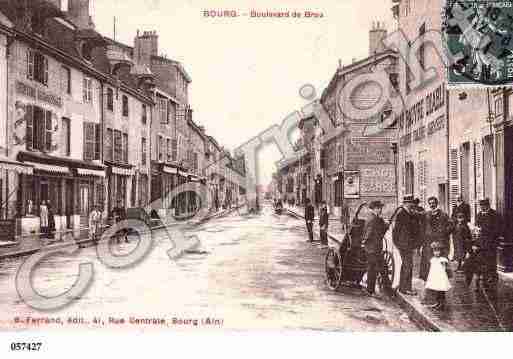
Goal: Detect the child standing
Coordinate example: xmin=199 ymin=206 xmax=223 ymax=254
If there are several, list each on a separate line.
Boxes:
xmin=463 ymin=231 xmax=482 ymax=290
xmin=452 ymin=212 xmax=472 ymax=272
xmin=425 ymin=241 xmax=452 ymax=310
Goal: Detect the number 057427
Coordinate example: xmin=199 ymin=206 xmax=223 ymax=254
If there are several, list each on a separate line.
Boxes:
xmin=10 ymin=342 xmax=42 ymax=351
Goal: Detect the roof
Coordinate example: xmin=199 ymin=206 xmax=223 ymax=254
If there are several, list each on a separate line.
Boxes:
xmin=321 ymin=49 xmax=397 ymax=102
xmin=151 ymin=55 xmax=192 ymax=83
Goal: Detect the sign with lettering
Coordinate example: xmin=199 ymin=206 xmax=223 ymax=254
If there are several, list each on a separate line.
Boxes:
xmin=360 ymin=165 xmax=395 ymax=196
xmin=344 ymin=170 xmax=360 ymax=199
xmin=345 ymin=137 xmax=393 ymax=164
xmin=16 ymin=81 xmax=62 ymax=108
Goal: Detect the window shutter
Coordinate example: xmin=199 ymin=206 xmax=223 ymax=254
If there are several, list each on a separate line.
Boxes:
xmin=26 ymin=105 xmax=33 ymax=150
xmin=43 ymin=57 xmax=49 ymax=86
xmin=83 ymin=123 xmax=95 ymax=160
xmin=172 ymin=139 xmax=177 ymax=161
xmin=449 ymin=148 xmax=460 ymax=207
xmin=94 ymin=124 xmax=101 ymax=160
xmin=45 ymin=111 xmax=52 ymax=152
xmin=83 ymin=78 xmax=87 ymax=102
xmin=475 ymin=142 xmax=484 ymax=201
xmin=27 ymin=50 xmax=34 ymax=80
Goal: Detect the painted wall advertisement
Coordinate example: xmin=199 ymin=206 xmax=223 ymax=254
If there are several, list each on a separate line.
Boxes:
xmin=359 ymin=165 xmax=395 ymax=197
xmin=345 ymin=137 xmax=393 ymax=164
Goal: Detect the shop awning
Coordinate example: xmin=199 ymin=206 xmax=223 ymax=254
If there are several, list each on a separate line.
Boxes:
xmin=111 ymin=166 xmax=134 ymax=176
xmin=24 ymin=162 xmax=70 ymax=174
xmin=162 ymin=166 xmax=178 ymax=174
xmin=0 ymin=158 xmax=33 ymax=175
xmin=77 ymin=168 xmax=106 ymax=177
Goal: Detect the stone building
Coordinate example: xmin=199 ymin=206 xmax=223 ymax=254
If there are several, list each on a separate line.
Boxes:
xmin=392 ymin=0 xmax=449 ymax=210
xmin=317 ymin=25 xmax=398 ymax=219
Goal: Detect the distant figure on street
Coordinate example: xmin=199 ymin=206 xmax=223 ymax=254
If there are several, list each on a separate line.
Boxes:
xmin=451 ymin=195 xmax=471 ymax=224
xmin=40 ymin=200 xmax=48 ymax=238
xmin=361 ymin=200 xmax=391 ymax=297
xmin=319 ymin=201 xmax=329 ymax=246
xmin=111 ymin=201 xmax=129 ymax=244
xmin=89 ymin=205 xmax=102 ymax=243
xmin=47 ymin=201 xmax=56 ymax=240
xmin=304 ymin=198 xmax=315 ymax=243
xmin=392 ymin=196 xmax=420 ymax=296
xmin=419 ymin=196 xmax=453 ymax=282
xmin=475 ymin=198 xmax=502 ymax=287
xmin=424 ymin=242 xmax=451 ymax=311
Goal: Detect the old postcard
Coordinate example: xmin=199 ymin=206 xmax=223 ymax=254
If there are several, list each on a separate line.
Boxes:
xmin=0 ymin=0 xmax=513 ymax=346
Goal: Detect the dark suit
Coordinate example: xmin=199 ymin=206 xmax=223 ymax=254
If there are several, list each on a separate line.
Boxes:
xmin=476 ymin=209 xmax=502 ymax=284
xmin=420 ymin=208 xmax=452 ymax=281
xmin=451 ymin=202 xmax=471 ymax=223
xmin=392 ymin=207 xmax=419 ymax=292
xmin=319 ymin=207 xmax=329 ymax=245
xmin=305 ymin=204 xmax=315 ymax=241
xmin=363 ymin=213 xmax=390 ymax=293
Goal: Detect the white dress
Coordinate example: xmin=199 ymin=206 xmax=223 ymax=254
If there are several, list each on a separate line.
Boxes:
xmin=425 ymin=257 xmax=452 ymax=291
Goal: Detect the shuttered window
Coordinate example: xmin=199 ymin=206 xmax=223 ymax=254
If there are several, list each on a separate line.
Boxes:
xmin=171 ymin=139 xmax=178 ymax=162
xmin=27 ymin=50 xmax=48 ymax=86
xmin=83 ymin=77 xmax=93 ymax=103
xmin=114 ymin=130 xmax=122 ymax=163
xmin=105 ymin=128 xmax=113 ymax=162
xmin=449 ymin=148 xmax=460 ymax=207
xmin=83 ymin=122 xmax=97 ymax=161
xmin=25 ymin=106 xmax=53 ymax=152
xmin=167 ymin=138 xmax=171 ymax=162
xmin=122 ymin=133 xmax=128 ymax=163
xmin=141 ymin=137 xmax=147 ymax=165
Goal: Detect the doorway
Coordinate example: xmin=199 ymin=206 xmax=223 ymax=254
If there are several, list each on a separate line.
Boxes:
xmin=438 ymin=183 xmax=447 ymax=212
xmin=65 ymin=179 xmax=74 ymax=229
xmin=79 ymin=183 xmax=90 ymax=228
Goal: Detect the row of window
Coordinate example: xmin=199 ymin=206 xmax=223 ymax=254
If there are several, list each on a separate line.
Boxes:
xmin=28 ymin=49 xmax=149 ymax=123
xmin=157 ymin=135 xmax=178 ymax=163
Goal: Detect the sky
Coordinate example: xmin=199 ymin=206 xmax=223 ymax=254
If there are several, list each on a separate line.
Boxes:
xmin=91 ymin=0 xmax=395 ymax=185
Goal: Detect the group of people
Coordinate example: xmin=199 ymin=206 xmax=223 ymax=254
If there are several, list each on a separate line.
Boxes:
xmin=301 ymin=194 xmax=503 ymax=309
xmin=304 ymin=198 xmax=329 ymax=246
xmin=391 ymin=195 xmax=502 ymax=310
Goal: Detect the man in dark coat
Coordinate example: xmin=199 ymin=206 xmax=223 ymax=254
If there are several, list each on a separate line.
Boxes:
xmin=419 ymin=196 xmax=453 ymax=281
xmin=319 ymin=201 xmax=329 ymax=246
xmin=476 ymin=198 xmax=502 ymax=286
xmin=392 ymin=196 xmax=420 ymax=295
xmin=304 ymin=198 xmax=315 ymax=242
xmin=362 ymin=200 xmax=390 ymax=296
xmin=451 ymin=195 xmax=471 ymax=224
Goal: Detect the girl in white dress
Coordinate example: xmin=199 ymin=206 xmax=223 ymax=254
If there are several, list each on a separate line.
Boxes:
xmin=425 ymin=241 xmax=452 ymax=310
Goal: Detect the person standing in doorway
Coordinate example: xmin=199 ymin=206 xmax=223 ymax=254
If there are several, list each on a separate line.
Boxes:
xmin=40 ymin=200 xmax=48 ymax=239
xmin=392 ymin=196 xmax=419 ymax=296
xmin=89 ymin=205 xmax=101 ymax=243
xmin=304 ymin=198 xmax=315 ymax=243
xmin=319 ymin=201 xmax=329 ymax=246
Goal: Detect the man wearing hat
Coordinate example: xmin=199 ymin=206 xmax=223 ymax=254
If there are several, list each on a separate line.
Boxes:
xmin=392 ymin=195 xmax=420 ymax=295
xmin=419 ymin=196 xmax=452 ymax=281
xmin=392 ymin=196 xmax=419 ymax=295
xmin=476 ymin=198 xmax=502 ymax=286
xmin=451 ymin=195 xmax=471 ymax=224
xmin=304 ymin=198 xmax=315 ymax=242
xmin=362 ymin=200 xmax=391 ymax=296
xmin=319 ymin=201 xmax=329 ymax=246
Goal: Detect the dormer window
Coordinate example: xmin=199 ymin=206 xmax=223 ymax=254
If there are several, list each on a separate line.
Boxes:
xmin=81 ymin=42 xmax=93 ymax=61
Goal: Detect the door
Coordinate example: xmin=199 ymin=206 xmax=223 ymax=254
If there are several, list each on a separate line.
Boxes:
xmin=79 ymin=183 xmax=90 ymax=228
xmin=438 ymin=183 xmax=447 ymax=213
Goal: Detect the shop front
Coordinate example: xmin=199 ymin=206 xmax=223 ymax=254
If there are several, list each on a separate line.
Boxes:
xmin=17 ymin=151 xmax=105 ymax=238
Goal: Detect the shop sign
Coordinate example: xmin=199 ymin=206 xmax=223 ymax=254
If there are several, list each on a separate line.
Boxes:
xmin=344 ymin=170 xmax=360 ymax=198
xmin=16 ymin=81 xmax=62 ymax=108
xmin=360 ymin=165 xmax=395 ymax=196
xmin=345 ymin=137 xmax=393 ymax=164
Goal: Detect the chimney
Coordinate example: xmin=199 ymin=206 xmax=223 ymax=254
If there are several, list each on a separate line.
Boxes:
xmin=369 ymin=21 xmax=387 ymax=56
xmin=134 ymin=30 xmax=159 ymax=66
xmin=68 ymin=0 xmax=94 ymax=29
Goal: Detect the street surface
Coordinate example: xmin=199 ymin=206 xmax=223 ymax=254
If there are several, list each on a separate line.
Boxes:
xmin=0 ymin=205 xmax=417 ymax=331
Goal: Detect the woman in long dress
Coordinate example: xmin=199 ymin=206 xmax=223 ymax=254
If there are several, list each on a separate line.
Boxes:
xmin=40 ymin=200 xmax=48 ymax=238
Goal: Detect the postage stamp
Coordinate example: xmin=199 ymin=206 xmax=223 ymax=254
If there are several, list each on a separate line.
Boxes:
xmin=443 ymin=0 xmax=513 ymax=86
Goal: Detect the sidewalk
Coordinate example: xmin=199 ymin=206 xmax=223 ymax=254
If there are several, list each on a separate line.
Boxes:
xmin=0 ymin=205 xmax=242 ymax=260
xmin=285 ymin=206 xmax=513 ymax=331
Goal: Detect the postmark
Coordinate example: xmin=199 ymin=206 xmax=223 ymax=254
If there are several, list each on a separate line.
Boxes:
xmin=443 ymin=0 xmax=513 ymax=86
